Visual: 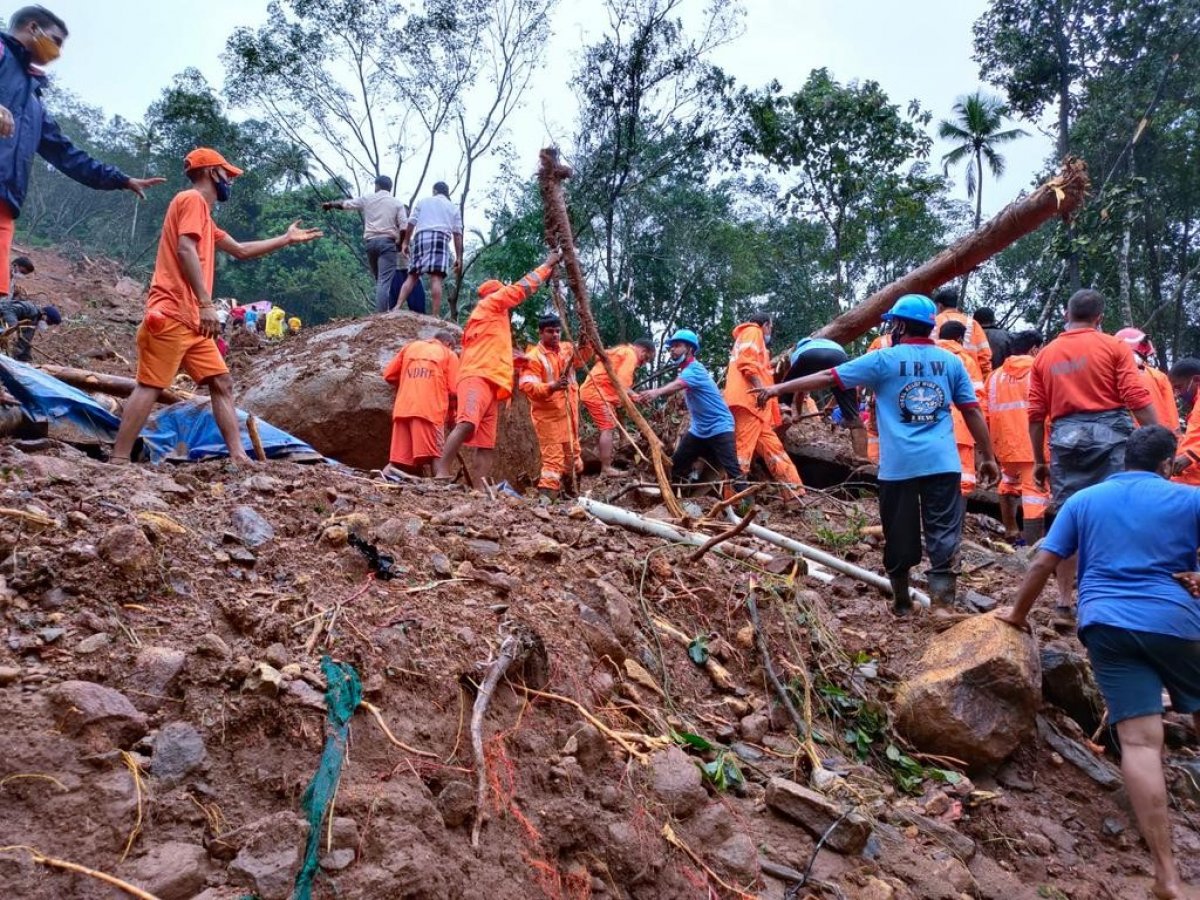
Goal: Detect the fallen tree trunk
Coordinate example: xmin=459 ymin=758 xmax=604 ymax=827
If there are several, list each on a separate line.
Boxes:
xmin=36 ymin=365 xmax=191 ymax=404
xmin=815 ymin=158 xmax=1090 ymax=345
xmin=539 ymin=147 xmax=684 ymax=518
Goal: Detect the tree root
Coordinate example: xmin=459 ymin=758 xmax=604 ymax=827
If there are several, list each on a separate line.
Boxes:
xmin=0 ymin=845 xmax=161 ymax=899
xmin=521 ymin=685 xmax=666 ymax=761
xmin=360 ymin=701 xmax=438 ymax=758
xmin=688 ymin=509 xmax=757 ymax=563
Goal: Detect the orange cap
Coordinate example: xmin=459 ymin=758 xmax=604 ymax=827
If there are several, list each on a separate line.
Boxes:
xmin=478 ymin=279 xmax=503 ymax=298
xmin=183 ymin=147 xmax=244 ymax=178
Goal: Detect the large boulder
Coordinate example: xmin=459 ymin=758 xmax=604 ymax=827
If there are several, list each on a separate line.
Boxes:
xmin=894 ymin=614 xmax=1040 ymax=769
xmin=238 ymin=310 xmax=539 ymax=485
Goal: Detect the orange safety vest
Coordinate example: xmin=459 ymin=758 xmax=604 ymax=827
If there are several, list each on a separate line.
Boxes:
xmin=581 ymin=344 xmax=639 ymax=407
xmin=724 ymin=322 xmax=781 ymax=425
xmin=382 ymin=339 xmax=459 ymax=423
xmin=1174 ymin=400 xmax=1200 ymax=487
xmin=938 ymin=340 xmax=985 ymax=446
xmin=519 ymin=341 xmax=581 ymax=416
xmin=457 ymin=264 xmax=552 ymax=399
xmin=1139 ymin=363 xmax=1180 ymax=432
xmin=985 ymin=354 xmax=1037 ymax=463
xmin=935 ymin=309 xmax=992 ymax=378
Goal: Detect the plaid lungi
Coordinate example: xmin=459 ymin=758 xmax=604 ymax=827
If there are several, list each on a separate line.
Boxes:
xmin=409 ymin=229 xmax=453 ymax=275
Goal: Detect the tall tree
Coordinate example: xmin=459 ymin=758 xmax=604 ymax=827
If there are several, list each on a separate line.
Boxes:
xmin=938 ymin=91 xmax=1026 ymax=231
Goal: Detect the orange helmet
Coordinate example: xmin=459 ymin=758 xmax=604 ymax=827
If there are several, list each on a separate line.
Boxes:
xmin=1115 ymin=327 xmax=1154 ymax=359
xmin=477 ymin=280 xmax=503 ymax=298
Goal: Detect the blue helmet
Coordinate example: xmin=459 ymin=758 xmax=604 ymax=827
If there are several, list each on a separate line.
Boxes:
xmin=881 ymin=294 xmax=936 ymax=327
xmin=667 ymin=328 xmax=700 ymax=351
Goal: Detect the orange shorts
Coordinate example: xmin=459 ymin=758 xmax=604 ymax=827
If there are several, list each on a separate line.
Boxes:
xmin=0 ymin=203 xmax=13 ymax=296
xmin=390 ymin=416 xmax=443 ymax=466
xmin=136 ymin=312 xmax=228 ymax=389
xmin=457 ymin=376 xmax=500 ymax=449
xmin=582 ymin=394 xmax=617 ymax=431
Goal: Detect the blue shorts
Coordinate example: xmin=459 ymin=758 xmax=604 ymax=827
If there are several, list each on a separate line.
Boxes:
xmin=1080 ymin=624 xmax=1200 ymax=725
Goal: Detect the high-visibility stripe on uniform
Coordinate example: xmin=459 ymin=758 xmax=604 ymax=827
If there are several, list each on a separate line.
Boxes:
xmin=990 ymin=400 xmax=1027 ymax=413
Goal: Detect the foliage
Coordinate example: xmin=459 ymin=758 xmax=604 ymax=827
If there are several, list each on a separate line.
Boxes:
xmin=938 ymin=91 xmax=1026 ymax=229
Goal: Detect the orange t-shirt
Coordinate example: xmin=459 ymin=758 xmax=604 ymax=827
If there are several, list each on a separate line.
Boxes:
xmin=935 ymin=309 xmax=992 ymax=378
xmin=146 ymin=190 xmax=229 ymax=334
xmin=581 ymin=344 xmax=639 ymax=406
xmin=1174 ymin=400 xmax=1200 ymax=487
xmin=1141 ymin=364 xmax=1180 ymax=432
xmin=383 ymin=339 xmax=459 ymax=423
xmin=938 ymin=340 xmax=986 ymax=446
xmin=724 ymin=322 xmax=781 ymax=424
xmin=1027 ymin=328 xmax=1153 ymax=424
xmin=986 ymin=354 xmax=1036 ymax=463
xmin=457 ymin=264 xmax=552 ymax=399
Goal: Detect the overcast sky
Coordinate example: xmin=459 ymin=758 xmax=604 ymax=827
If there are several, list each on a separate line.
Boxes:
xmin=43 ymin=0 xmax=1053 ymax=218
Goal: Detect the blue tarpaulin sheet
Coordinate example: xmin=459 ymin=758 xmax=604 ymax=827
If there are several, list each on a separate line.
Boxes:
xmin=0 ymin=357 xmax=320 ymax=463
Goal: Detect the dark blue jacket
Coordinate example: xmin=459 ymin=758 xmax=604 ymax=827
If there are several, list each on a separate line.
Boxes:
xmin=0 ymin=33 xmax=129 ymax=217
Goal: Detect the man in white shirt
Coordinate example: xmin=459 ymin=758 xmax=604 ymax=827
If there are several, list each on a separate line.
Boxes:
xmin=397 ymin=181 xmax=464 ymax=319
xmin=323 ymin=175 xmax=408 ymax=314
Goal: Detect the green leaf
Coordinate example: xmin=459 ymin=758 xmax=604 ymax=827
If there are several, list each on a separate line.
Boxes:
xmin=687 ymin=636 xmax=709 ymax=666
xmin=671 ymin=730 xmax=716 ymax=752
xmin=885 ymin=744 xmax=901 ymax=762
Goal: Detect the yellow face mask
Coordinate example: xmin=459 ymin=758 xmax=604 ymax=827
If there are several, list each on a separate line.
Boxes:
xmin=31 ymin=26 xmax=62 ymax=64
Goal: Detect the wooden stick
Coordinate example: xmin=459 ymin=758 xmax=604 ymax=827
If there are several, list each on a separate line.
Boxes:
xmin=245 ymin=415 xmax=268 ymax=462
xmin=688 ymin=509 xmax=757 ymax=563
xmin=36 ymin=364 xmax=191 ymax=404
xmin=521 ymin=686 xmax=655 ymax=761
xmin=0 ymin=507 xmax=58 ymax=528
xmin=651 ymin=616 xmax=739 ymax=693
xmin=704 ymin=484 xmax=764 ymax=521
xmin=0 ymin=845 xmax=161 ymax=899
xmin=471 ymin=634 xmax=523 ymax=848
xmin=746 ymin=591 xmax=807 ymax=738
xmin=456 ymin=450 xmax=479 ymax=490
xmin=661 ymin=824 xmax=756 ymax=900
xmin=360 ymin=700 xmax=438 ymax=759
xmin=538 ymin=147 xmax=683 ymax=517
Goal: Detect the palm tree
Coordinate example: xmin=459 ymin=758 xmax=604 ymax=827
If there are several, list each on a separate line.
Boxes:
xmin=939 ymin=92 xmax=1027 ymax=231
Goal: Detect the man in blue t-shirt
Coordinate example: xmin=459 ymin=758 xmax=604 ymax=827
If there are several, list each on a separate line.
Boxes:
xmin=998 ymin=426 xmax=1200 ymax=900
xmin=637 ymin=328 xmax=749 ymax=497
xmin=758 ymin=295 xmax=998 ymax=613
xmin=785 ymin=335 xmax=868 ymax=459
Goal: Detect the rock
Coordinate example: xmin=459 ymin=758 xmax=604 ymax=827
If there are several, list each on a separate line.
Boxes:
xmin=578 ymin=603 xmax=627 ymax=664
xmin=858 ymin=877 xmax=896 ymax=900
xmin=710 ymin=833 xmax=757 ymax=879
xmin=570 ymin=722 xmax=610 ymax=773
xmin=227 ymin=811 xmax=310 ymax=900
xmin=197 ymin=633 xmax=232 ymax=659
xmin=322 ymin=524 xmax=349 ymax=547
xmin=923 ymin=791 xmax=953 ymax=817
xmin=75 ymin=632 xmax=111 ymax=654
xmin=244 ymin=474 xmax=284 ymax=492
xmin=320 ymin=848 xmax=356 ymax=871
xmin=1102 ymin=816 xmax=1127 ymax=836
xmin=127 ymin=646 xmax=187 ymax=713
xmin=150 ymin=722 xmax=206 ymax=784
xmin=1037 ymin=715 xmax=1121 ymax=788
xmin=430 ymin=553 xmax=452 ymax=576
xmin=0 ymin=665 xmax=19 ymax=685
xmin=132 ymin=842 xmax=210 ymax=900
xmin=648 ymin=747 xmax=707 ymax=819
xmin=230 ymin=505 xmax=275 ymax=548
xmin=46 ymin=680 xmax=148 ymax=750
xmin=1172 ymin=759 xmax=1200 ymax=804
xmin=1041 ymin=645 xmax=1103 ymax=733
xmin=284 ymin=679 xmax=326 ymax=710
xmin=887 ymin=808 xmax=976 ymax=861
xmin=964 ymin=589 xmax=998 ymax=612
xmin=264 ymin=643 xmax=289 ymax=669
xmin=765 ymin=777 xmax=872 ymax=854
xmin=996 ymin=761 xmax=1035 ymax=792
xmin=329 ymin=816 xmax=358 ymax=850
xmin=243 ymin=662 xmax=284 ymax=695
xmin=373 ymin=518 xmax=410 ymax=546
xmin=739 ymin=713 xmax=769 ymax=743
xmin=99 ymin=524 xmax=154 ymax=575
xmin=894 ymin=613 xmax=1040 ymax=768
xmin=1023 ymin=830 xmax=1054 ymax=856
xmin=128 ymin=490 xmax=170 ymax=511
xmin=436 ymin=781 xmax=475 ymax=828
xmin=39 ymin=627 xmax=64 ymax=644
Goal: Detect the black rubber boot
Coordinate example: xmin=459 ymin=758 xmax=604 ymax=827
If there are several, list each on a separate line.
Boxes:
xmin=889 ymin=570 xmax=913 ymax=616
xmin=927 ymin=572 xmax=958 ymax=607
xmin=1021 ymin=517 xmax=1045 ymax=549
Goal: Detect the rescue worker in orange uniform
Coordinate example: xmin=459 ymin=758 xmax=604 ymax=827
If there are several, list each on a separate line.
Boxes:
xmin=985 ymin=329 xmax=1049 ymax=545
xmin=724 ymin=313 xmax=806 ymax=500
xmin=580 ymin=338 xmax=656 ymax=475
xmin=381 ymin=330 xmax=458 ymax=479
xmin=519 ymin=314 xmax=587 ymax=497
xmin=863 ymin=325 xmax=895 ymax=464
xmin=1168 ymin=357 xmax=1200 ymax=487
xmin=933 ymin=286 xmax=992 ymax=378
xmin=936 ymin=320 xmax=987 ymax=496
xmin=435 ymin=249 xmax=561 ymax=482
xmin=1116 ymin=327 xmax=1179 ymax=432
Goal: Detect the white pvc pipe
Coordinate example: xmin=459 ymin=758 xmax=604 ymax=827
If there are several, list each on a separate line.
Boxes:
xmin=577 ymin=497 xmax=836 ymax=583
xmin=725 ymin=510 xmax=931 ymax=607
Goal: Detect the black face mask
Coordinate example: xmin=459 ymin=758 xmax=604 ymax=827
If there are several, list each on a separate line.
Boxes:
xmin=214 ymin=174 xmax=231 ymax=203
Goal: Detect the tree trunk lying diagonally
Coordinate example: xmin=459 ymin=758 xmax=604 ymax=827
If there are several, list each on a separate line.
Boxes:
xmin=538 ymin=146 xmax=684 ymax=517
xmin=815 ymin=158 xmax=1090 ymax=345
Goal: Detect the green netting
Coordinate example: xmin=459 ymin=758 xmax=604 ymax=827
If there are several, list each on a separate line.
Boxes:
xmin=293 ymin=656 xmax=362 ymax=900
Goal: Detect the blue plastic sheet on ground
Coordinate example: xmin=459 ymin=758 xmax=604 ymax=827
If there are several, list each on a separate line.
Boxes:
xmin=0 ymin=356 xmax=320 ymax=462
xmin=294 ymin=656 xmax=362 ymax=900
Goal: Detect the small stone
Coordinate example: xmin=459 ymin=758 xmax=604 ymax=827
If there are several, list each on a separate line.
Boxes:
xmin=38 ymin=587 xmax=69 ymax=609
xmin=319 ymin=848 xmax=355 ymax=871
xmin=710 ymin=833 xmax=757 ymax=879
xmin=1049 ymin=752 xmax=1064 ymax=766
xmin=739 ymin=713 xmax=769 ymax=743
xmin=996 ymin=761 xmax=1035 ymax=792
xmin=648 ymin=747 xmax=707 ymax=819
xmin=227 ymin=812 xmax=309 ymax=900
xmin=133 ymin=842 xmax=210 ymax=900
xmin=197 ymin=633 xmax=232 ymax=659
xmin=284 ymin=679 xmax=326 ymax=710
xmin=75 ymin=633 xmax=111 ymax=654
xmin=39 ymin=627 xmax=64 ymax=644
xmin=431 ymin=553 xmax=452 ymax=577
xmin=150 ymin=722 xmax=207 ymax=785
xmin=330 ymin=816 xmax=358 ymax=850
xmin=128 ymin=646 xmax=187 ymax=713
xmin=227 ymin=546 xmax=257 ymax=566
xmin=264 ymin=643 xmax=289 ymax=669
xmin=964 ymin=589 xmax=998 ymax=612
xmin=1102 ymin=817 xmax=1126 ymax=836
xmin=0 ymin=665 xmax=20 ymax=685
xmin=46 ymin=680 xmax=148 ymax=750
xmin=765 ymin=777 xmax=872 ymax=854
xmin=923 ymin=792 xmax=953 ymax=817
xmin=99 ymin=524 xmax=155 ymax=575
xmin=1023 ymin=831 xmax=1054 ymax=856
xmin=322 ymin=525 xmax=349 ymax=547
xmin=230 ymin=505 xmax=275 ymax=548
xmin=243 ymin=662 xmax=284 ymax=695
xmin=280 ymin=663 xmax=302 ymax=679
xmin=244 ymin=474 xmax=284 ymax=492
xmin=436 ymin=781 xmax=475 ymax=828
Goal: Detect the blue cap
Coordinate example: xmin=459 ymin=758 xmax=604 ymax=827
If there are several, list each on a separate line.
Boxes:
xmin=667 ymin=328 xmax=700 ymax=350
xmin=881 ymin=294 xmax=936 ymax=327
xmin=42 ymin=304 xmax=62 ymax=325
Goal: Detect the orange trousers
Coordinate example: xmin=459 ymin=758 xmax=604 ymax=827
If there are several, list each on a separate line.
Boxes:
xmin=733 ymin=408 xmax=805 ymax=500
xmin=958 ymin=443 xmax=976 ymax=496
xmin=0 ymin=203 xmax=13 ymax=296
xmin=999 ymin=461 xmax=1048 ymax=521
xmin=532 ymin=406 xmax=581 ymax=491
